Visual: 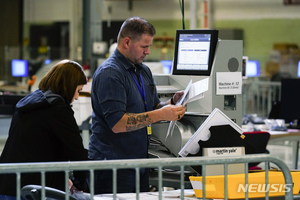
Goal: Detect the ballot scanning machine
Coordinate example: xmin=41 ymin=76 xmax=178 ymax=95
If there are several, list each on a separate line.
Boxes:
xmin=148 ymin=29 xmax=243 ymax=189
xmin=149 ymin=29 xmax=243 ymax=160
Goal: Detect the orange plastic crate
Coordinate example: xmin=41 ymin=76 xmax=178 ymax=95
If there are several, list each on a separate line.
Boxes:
xmin=189 ymin=171 xmax=300 ymax=199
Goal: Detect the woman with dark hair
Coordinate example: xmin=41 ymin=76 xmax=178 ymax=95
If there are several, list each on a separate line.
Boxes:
xmin=0 ymin=60 xmax=89 ymax=199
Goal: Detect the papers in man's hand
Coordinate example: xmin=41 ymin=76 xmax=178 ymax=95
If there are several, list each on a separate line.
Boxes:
xmin=166 ymin=78 xmax=209 ymax=140
xmin=179 ymin=78 xmax=209 ymax=106
xmin=176 ymin=80 xmax=192 ymax=106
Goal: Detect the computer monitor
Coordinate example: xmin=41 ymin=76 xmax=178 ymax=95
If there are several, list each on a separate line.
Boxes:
xmin=172 ymin=29 xmax=219 ymax=76
xmin=280 ymin=78 xmax=300 ymax=128
xmin=297 ymin=61 xmax=300 ymax=78
xmin=44 ymin=59 xmax=52 ymax=65
xmin=246 ymin=60 xmax=260 ymax=77
xmin=11 ymin=59 xmax=29 ymax=77
xmin=160 ymin=60 xmax=173 ymax=74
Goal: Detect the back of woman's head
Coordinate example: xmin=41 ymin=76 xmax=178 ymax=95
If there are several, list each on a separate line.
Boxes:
xmin=38 ymin=60 xmax=87 ymax=104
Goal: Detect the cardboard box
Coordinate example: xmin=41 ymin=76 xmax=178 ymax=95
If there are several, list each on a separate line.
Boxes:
xmin=273 ymin=43 xmax=299 ymax=54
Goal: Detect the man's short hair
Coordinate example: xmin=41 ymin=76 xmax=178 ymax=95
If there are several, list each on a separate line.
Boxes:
xmin=117 ymin=16 xmax=156 ymax=43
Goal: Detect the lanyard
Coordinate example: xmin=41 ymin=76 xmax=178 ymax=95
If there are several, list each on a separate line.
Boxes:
xmin=130 ymin=70 xmax=148 ymax=111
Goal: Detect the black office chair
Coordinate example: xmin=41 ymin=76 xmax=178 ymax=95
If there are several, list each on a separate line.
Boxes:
xmin=21 ymin=185 xmax=76 ymax=200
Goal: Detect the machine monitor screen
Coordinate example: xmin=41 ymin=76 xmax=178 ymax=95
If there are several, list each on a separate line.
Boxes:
xmin=246 ymin=60 xmax=260 ymax=77
xmin=44 ymin=59 xmax=52 ymax=65
xmin=172 ymin=29 xmax=219 ymax=76
xmin=11 ymin=59 xmax=29 ymax=77
xmin=280 ymin=78 xmax=300 ymax=127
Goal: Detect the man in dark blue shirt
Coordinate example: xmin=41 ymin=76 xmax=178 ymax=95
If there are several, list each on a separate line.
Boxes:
xmin=89 ymin=16 xmax=186 ymax=194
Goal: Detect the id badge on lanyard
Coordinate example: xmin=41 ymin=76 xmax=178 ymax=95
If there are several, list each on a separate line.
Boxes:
xmin=130 ymin=70 xmax=152 ymax=135
xmin=147 ymin=125 xmax=152 ymax=135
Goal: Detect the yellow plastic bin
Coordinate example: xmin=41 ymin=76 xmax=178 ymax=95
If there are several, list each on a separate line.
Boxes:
xmin=189 ymin=171 xmax=300 ymax=199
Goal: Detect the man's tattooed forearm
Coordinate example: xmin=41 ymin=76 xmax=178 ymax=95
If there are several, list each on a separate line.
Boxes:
xmin=126 ymin=113 xmax=151 ymax=131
